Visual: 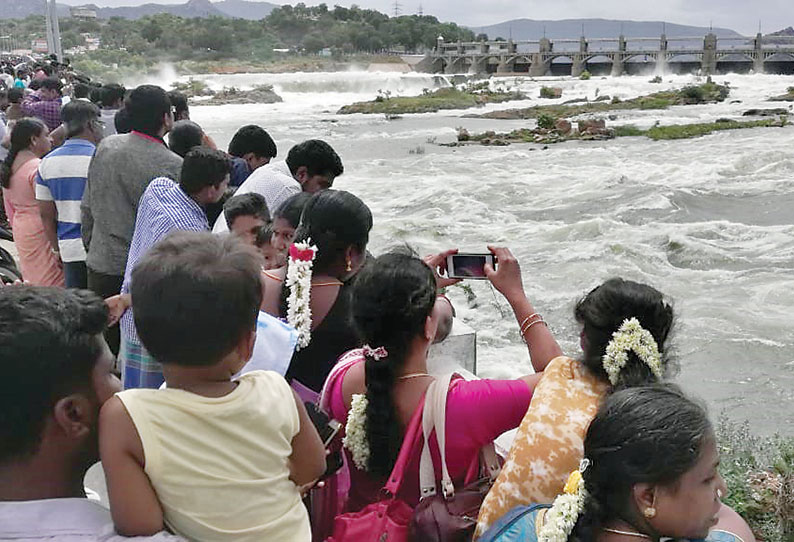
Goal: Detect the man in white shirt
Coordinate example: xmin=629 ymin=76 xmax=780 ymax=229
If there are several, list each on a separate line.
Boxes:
xmin=213 ymin=139 xmax=344 ymax=233
xmin=0 ymin=287 xmax=180 ymax=541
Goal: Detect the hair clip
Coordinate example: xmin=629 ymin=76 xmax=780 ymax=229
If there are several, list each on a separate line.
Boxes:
xmin=579 ymin=458 xmax=591 ymax=474
xmin=362 ymin=344 xmax=388 ymax=360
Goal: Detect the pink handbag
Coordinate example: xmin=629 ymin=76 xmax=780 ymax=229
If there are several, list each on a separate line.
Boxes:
xmin=325 ymin=392 xmax=427 ymax=542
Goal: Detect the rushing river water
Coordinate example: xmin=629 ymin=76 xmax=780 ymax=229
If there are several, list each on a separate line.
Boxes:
xmin=160 ymin=69 xmax=794 ymax=435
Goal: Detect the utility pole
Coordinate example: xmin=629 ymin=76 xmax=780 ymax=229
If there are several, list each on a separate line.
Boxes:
xmin=45 ymin=0 xmax=62 ymax=61
xmin=417 ymin=3 xmax=423 ymax=16
xmin=392 ymin=1 xmax=402 ymax=17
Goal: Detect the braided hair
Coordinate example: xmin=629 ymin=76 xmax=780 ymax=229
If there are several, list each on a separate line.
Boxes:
xmin=575 ymin=277 xmax=675 ymax=389
xmin=1 ymin=118 xmax=47 ymax=188
xmin=568 ymin=385 xmax=711 ymax=542
xmin=351 ymin=251 xmax=437 ymax=477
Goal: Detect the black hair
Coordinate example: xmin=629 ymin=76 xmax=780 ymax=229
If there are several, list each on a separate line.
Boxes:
xmin=569 ymin=385 xmax=712 ymax=542
xmin=130 ymin=231 xmax=263 ymax=367
xmin=101 ymin=83 xmax=125 ymax=108
xmin=286 ymin=139 xmax=344 ymax=179
xmin=114 ymin=107 xmax=132 ymax=134
xmin=352 ymin=251 xmax=437 ymax=476
xmin=223 ymin=192 xmax=270 ymax=227
xmin=167 ymin=90 xmax=189 ymax=120
xmin=89 ymin=85 xmax=103 ymax=104
xmin=73 ymin=82 xmax=91 ymax=99
xmin=1 ymin=118 xmax=47 ymax=188
xmin=7 ymin=87 xmax=23 ymax=103
xmin=40 ymin=77 xmax=62 ymax=94
xmin=228 ymin=124 xmax=277 ymax=160
xmin=254 ymin=223 xmax=274 ymax=248
xmin=203 ymin=186 xmax=236 ymax=227
xmin=126 ymin=85 xmax=171 ymax=137
xmin=179 ymin=147 xmax=231 ymax=195
xmin=273 ymin=192 xmax=312 ymax=229
xmin=0 ymin=287 xmax=108 ymax=462
xmin=575 ymin=278 xmax=675 ymax=389
xmin=292 ymin=189 xmax=371 ymax=273
xmin=168 ymin=120 xmax=205 ymax=158
xmin=28 ymin=80 xmax=42 ymax=91
xmin=62 ymin=100 xmax=100 ymax=139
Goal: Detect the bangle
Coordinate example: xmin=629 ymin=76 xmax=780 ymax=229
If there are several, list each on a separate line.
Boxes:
xmin=518 ymin=313 xmax=540 ymax=331
xmin=520 ymin=314 xmax=547 ymax=344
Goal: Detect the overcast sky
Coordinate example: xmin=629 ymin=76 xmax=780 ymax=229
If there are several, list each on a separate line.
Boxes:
xmin=58 ymin=0 xmax=794 ymax=35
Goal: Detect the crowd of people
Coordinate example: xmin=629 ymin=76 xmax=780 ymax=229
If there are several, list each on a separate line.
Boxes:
xmin=0 ymin=61 xmax=759 ymax=542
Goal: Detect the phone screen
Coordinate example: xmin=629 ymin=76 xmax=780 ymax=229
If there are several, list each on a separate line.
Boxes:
xmin=448 ymin=254 xmax=495 ymax=280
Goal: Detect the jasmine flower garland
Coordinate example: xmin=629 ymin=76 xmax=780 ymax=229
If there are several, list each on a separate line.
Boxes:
xmin=602 ymin=317 xmax=663 ymax=386
xmin=343 ymin=393 xmax=370 ymax=471
xmin=539 ymin=470 xmax=588 ymax=542
xmin=286 ymin=239 xmax=318 ymax=350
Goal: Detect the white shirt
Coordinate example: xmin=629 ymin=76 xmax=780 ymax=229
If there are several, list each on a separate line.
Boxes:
xmin=0 ymin=118 xmax=7 ymax=161
xmin=0 ymin=498 xmax=182 ymax=541
xmin=100 ymin=109 xmax=118 ymax=137
xmin=212 ymin=161 xmax=300 ymax=233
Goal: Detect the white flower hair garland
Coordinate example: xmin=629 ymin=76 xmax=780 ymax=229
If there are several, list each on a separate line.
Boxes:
xmin=602 ymin=317 xmax=663 ymax=386
xmin=538 ymin=463 xmax=589 ymax=542
xmin=343 ymin=393 xmax=370 ymax=471
xmin=286 ymin=239 xmax=318 ymax=350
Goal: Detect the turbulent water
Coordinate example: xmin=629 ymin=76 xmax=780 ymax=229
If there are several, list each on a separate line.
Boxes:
xmin=172 ymin=69 xmax=794 ymax=435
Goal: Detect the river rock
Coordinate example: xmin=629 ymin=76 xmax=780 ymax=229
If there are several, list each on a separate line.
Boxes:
xmin=554 ymin=119 xmax=572 ymax=135
xmin=742 ymin=108 xmax=789 ymax=117
xmin=457 ymin=128 xmax=470 ymax=141
xmin=594 ymin=95 xmax=611 ymax=102
xmin=578 ymin=119 xmax=607 ymax=134
xmin=205 ymin=85 xmax=283 ymax=105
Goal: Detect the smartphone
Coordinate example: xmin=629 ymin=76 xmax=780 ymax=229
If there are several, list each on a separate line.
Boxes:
xmin=446 ymin=253 xmax=496 ymax=280
xmin=305 ymin=402 xmax=342 ymax=447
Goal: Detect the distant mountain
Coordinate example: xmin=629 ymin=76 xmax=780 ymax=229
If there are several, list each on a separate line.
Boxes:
xmin=0 ymin=0 xmax=70 ymax=19
xmin=764 ymin=26 xmax=794 ymax=45
xmin=472 ymin=18 xmax=743 ymax=41
xmin=0 ymin=0 xmax=278 ymax=20
xmin=768 ymin=26 xmax=794 ymax=36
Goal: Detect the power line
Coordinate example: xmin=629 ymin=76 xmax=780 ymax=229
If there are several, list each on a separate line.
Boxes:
xmin=392 ymin=0 xmax=402 ymax=17
xmin=417 ymin=3 xmax=423 ymax=16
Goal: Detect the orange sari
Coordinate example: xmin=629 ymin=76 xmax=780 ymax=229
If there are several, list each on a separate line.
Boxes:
xmin=2 ymin=157 xmax=64 ymax=287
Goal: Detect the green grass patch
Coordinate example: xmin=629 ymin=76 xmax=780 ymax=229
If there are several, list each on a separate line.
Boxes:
xmin=643 ymin=119 xmax=778 ymax=140
xmin=717 ymin=418 xmax=794 ymax=542
xmin=477 ymin=82 xmax=731 ymax=120
xmin=338 ymin=87 xmax=526 ymax=115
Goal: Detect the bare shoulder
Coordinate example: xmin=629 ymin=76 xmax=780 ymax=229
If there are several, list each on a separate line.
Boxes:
xmin=99 ymin=395 xmax=144 ymax=465
xmin=341 ymin=361 xmax=366 ymax=411
xmin=261 ymin=268 xmax=286 ymax=316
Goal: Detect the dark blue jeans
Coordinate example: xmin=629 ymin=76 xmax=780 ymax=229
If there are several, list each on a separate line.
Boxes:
xmin=63 ymin=261 xmax=88 ymax=289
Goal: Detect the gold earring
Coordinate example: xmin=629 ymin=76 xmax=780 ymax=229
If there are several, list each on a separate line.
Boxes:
xmin=643 ymin=507 xmax=656 ymax=519
xmin=346 ymin=260 xmax=352 ymax=272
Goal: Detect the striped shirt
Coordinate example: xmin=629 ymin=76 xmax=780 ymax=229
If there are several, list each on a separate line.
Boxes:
xmin=34 ymin=139 xmax=95 ymax=262
xmin=120 ymin=177 xmax=209 ymax=345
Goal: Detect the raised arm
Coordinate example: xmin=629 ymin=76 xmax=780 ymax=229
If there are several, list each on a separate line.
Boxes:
xmin=287 ymin=389 xmax=327 ymax=487
xmin=484 ymin=246 xmax=563 ymax=374
xmin=99 ymin=396 xmax=165 ymax=537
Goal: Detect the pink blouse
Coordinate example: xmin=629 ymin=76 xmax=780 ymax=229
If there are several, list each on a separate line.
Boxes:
xmin=327 ymin=352 xmax=531 ymax=513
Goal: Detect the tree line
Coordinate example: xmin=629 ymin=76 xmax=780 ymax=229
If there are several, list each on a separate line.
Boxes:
xmin=3 ymin=3 xmax=475 ymax=62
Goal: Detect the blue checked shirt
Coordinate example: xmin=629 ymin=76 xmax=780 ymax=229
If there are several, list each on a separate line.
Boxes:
xmin=120 ymin=177 xmax=209 ymax=345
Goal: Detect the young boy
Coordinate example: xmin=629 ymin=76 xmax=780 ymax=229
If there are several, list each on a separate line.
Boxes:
xmin=254 ymin=224 xmax=286 ymax=269
xmin=223 ymin=192 xmax=270 ymax=245
xmin=99 ymin=231 xmax=326 ymax=541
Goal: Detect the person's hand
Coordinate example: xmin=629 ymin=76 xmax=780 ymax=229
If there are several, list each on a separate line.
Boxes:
xmin=423 ymin=248 xmax=461 ymax=290
xmin=484 ymin=245 xmax=525 ymax=302
xmin=105 ymin=294 xmax=131 ymax=327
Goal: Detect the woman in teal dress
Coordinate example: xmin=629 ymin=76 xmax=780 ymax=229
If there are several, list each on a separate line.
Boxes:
xmin=479 ymin=385 xmax=755 ymax=542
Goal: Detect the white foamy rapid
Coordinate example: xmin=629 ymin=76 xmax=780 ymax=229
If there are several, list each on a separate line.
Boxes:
xmin=180 ymin=70 xmax=794 ymax=434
